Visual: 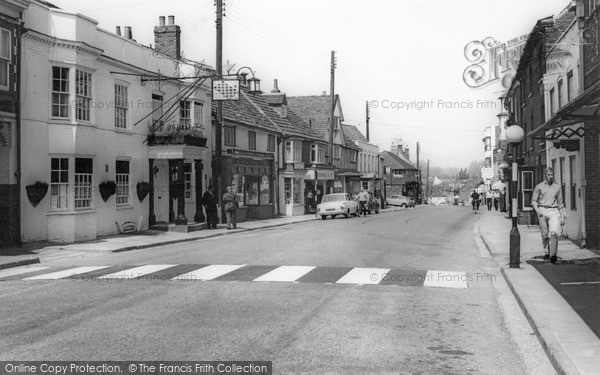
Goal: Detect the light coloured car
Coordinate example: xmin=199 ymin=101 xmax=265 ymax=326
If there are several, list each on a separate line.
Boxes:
xmin=317 ymin=193 xmax=359 ymax=220
xmin=386 ymin=195 xmax=415 ymax=208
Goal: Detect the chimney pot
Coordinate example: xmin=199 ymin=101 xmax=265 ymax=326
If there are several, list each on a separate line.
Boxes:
xmin=322 ymin=91 xmax=326 ymax=96
xmin=116 ymin=26 xmax=121 ymax=36
xmin=159 ymin=16 xmax=165 ymax=26
xmin=271 ymin=79 xmax=281 ymax=94
xmin=124 ymin=26 xmax=133 ymax=40
xmin=168 ymin=15 xmax=175 ymax=25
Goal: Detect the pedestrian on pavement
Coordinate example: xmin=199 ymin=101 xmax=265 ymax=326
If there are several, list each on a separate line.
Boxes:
xmin=307 ymin=189 xmax=315 ymax=213
xmin=492 ymin=190 xmax=500 ymax=211
xmin=500 ymin=187 xmax=507 ymax=212
xmin=532 ymin=167 xmax=565 ymax=263
xmin=486 ymin=189 xmax=493 ymax=211
xmin=202 ymin=185 xmax=218 ymax=229
xmin=470 ymin=189 xmax=480 ymax=213
xmin=357 ymin=187 xmax=370 ymax=216
xmin=223 ymin=185 xmax=238 ymax=230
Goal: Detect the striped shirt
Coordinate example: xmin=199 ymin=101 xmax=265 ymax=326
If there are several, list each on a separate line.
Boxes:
xmin=532 ymin=180 xmax=564 ymax=209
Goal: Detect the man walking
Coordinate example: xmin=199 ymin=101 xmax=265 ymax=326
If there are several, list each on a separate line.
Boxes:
xmin=202 ymin=185 xmax=218 ymax=229
xmin=357 ymin=187 xmax=370 ymax=216
xmin=470 ymin=189 xmax=480 ymax=213
xmin=532 ymin=168 xmax=565 ymax=263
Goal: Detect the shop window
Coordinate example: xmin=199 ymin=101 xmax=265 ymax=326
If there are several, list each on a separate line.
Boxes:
xmin=284 ymin=177 xmax=299 ymax=204
xmin=261 ymin=175 xmax=271 ymax=204
xmin=246 ymin=176 xmax=259 ymax=205
xmin=559 ymin=157 xmax=565 ymax=207
xmin=232 ymin=174 xmax=245 ymax=206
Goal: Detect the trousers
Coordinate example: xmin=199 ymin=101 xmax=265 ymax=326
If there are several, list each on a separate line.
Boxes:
xmin=537 ymin=207 xmax=561 ymax=257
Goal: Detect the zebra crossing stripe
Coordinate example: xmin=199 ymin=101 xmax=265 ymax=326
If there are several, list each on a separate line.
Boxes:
xmin=335 ymin=267 xmax=391 ymax=285
xmin=0 ymin=266 xmax=51 ymax=278
xmin=176 ymin=265 xmax=246 ymax=281
xmin=423 ymin=270 xmax=468 ymax=289
xmin=98 ymin=265 xmax=176 ymax=280
xmin=23 ymin=266 xmax=110 ymax=280
xmin=253 ymin=266 xmax=316 ymax=282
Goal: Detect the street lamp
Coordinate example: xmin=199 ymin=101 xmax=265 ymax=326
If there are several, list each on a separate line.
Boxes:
xmin=505 ymin=124 xmax=524 ymax=268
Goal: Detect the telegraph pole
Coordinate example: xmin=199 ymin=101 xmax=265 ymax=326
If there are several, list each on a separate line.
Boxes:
xmin=416 ymin=142 xmax=420 ymax=204
xmin=365 ymin=100 xmax=370 ymax=142
xmin=215 ymin=0 xmax=224 ymax=217
xmin=329 ymin=51 xmax=336 ymax=170
xmin=426 ymin=159 xmax=430 ymax=204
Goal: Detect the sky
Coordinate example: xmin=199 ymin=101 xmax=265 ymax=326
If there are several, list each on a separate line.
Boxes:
xmin=51 ymin=0 xmax=571 ymax=168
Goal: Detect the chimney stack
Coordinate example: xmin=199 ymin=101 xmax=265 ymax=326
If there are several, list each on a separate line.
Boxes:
xmin=116 ymin=26 xmax=121 ymax=36
xmin=154 ymin=15 xmax=181 ymax=60
xmin=271 ymin=79 xmax=281 ymax=93
xmin=124 ymin=26 xmax=133 ymax=40
xmin=322 ymin=91 xmax=327 ymax=96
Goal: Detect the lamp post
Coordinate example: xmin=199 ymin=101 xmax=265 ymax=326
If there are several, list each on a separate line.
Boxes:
xmin=505 ymin=124 xmax=524 ymax=268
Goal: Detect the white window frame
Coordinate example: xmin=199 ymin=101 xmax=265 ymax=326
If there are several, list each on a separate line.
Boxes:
xmin=50 ymin=157 xmax=69 ymax=210
xmin=180 ymin=100 xmax=191 ymax=129
xmin=115 ymin=160 xmax=130 ymax=205
xmin=311 ymin=144 xmax=325 ymax=164
xmin=184 ymin=163 xmax=193 ymax=201
xmin=152 ymin=93 xmax=164 ymax=127
xmin=0 ymin=28 xmax=11 ymax=90
xmin=521 ymin=170 xmax=534 ymax=211
xmin=75 ymin=69 xmax=92 ymax=122
xmin=75 ymin=158 xmax=93 ymax=209
xmin=285 ymin=140 xmax=301 ymax=162
xmin=193 ymin=101 xmax=204 ymax=129
xmin=350 ymin=150 xmax=357 ymax=163
xmin=224 ymin=126 xmax=236 ymax=146
xmin=114 ymin=84 xmax=128 ymax=129
xmin=333 ymin=145 xmax=341 ymax=159
xmin=51 ymin=66 xmax=70 ymax=119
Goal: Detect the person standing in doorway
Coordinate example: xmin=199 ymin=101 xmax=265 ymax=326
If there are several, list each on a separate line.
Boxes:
xmin=223 ymin=185 xmax=238 ymax=230
xmin=202 ymin=185 xmax=218 ymax=229
xmin=532 ymin=168 xmax=565 ymax=263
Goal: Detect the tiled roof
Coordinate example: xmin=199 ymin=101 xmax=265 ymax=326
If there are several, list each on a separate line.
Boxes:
xmin=286 ymin=95 xmax=334 ymax=137
xmin=263 ymin=93 xmax=287 ymax=106
xmin=380 ymin=150 xmax=417 ymax=170
xmin=284 ymin=108 xmax=323 ymax=141
xmin=212 ymin=87 xmax=281 ymax=133
xmin=546 ymin=6 xmax=576 ymax=46
xmin=342 ymin=124 xmax=368 ymax=142
xmin=343 ymin=136 xmax=361 ymax=151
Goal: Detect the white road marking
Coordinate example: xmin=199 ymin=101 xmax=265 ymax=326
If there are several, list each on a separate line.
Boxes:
xmin=253 ymin=266 xmax=315 ymax=282
xmin=0 ymin=266 xmax=51 ymax=278
xmin=98 ymin=265 xmax=176 ymax=280
xmin=335 ymin=267 xmax=390 ymax=285
xmin=23 ymin=266 xmax=110 ymax=280
xmin=176 ymin=264 xmax=246 ymax=281
xmin=423 ymin=270 xmax=468 ymax=289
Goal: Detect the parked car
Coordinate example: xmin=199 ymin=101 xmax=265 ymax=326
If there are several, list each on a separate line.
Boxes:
xmin=386 ymin=195 xmax=415 ymax=208
xmin=317 ymin=193 xmax=359 ymax=220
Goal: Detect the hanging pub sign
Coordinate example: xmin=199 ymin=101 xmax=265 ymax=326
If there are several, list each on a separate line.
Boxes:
xmin=212 ymin=79 xmax=240 ymax=100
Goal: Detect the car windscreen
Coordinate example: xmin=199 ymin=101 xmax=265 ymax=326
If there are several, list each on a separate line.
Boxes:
xmin=322 ymin=195 xmax=345 ymax=203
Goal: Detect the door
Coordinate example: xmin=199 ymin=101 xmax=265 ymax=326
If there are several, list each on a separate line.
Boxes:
xmin=153 ymin=160 xmax=169 ymax=222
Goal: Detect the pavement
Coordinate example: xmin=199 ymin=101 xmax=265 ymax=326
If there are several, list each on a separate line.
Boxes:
xmin=2 ymin=205 xmax=600 ymax=374
xmin=477 ymin=207 xmax=600 ymax=375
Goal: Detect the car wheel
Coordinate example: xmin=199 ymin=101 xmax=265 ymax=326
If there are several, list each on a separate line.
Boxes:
xmin=401 ymin=203 xmax=407 ymax=208
xmin=331 ymin=215 xmax=337 ymax=219
xmin=321 ymin=215 xmax=326 ymax=220
xmin=344 ymin=209 xmax=350 ymax=218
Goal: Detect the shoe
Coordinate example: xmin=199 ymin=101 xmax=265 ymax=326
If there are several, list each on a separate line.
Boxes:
xmin=550 ymin=255 xmax=557 ymax=263
xmin=543 ymin=254 xmax=550 ymax=260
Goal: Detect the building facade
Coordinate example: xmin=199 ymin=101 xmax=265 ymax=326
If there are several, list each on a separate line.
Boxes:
xmin=0 ymin=0 xmax=29 ymax=247
xmin=20 ymin=2 xmax=212 ymax=242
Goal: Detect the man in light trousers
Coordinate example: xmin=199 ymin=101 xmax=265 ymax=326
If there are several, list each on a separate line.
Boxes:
xmin=531 ymin=168 xmax=565 ymax=263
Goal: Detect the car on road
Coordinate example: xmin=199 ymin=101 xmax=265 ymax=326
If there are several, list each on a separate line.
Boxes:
xmin=317 ymin=193 xmax=359 ymax=220
xmin=386 ymin=195 xmax=415 ymax=208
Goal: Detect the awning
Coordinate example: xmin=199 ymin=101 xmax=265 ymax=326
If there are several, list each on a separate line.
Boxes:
xmin=335 ymin=171 xmax=362 ymax=177
xmin=528 ymin=80 xmax=600 ymax=138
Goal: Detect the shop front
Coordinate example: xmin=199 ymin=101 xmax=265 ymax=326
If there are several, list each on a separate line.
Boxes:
xmin=280 ymin=165 xmax=306 ymax=216
xmin=221 ymin=153 xmax=276 ymax=222
xmin=304 ymin=168 xmax=335 ymax=213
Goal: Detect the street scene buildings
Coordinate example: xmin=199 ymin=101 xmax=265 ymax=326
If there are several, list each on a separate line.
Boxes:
xmin=1 ymin=0 xmax=600 ymax=374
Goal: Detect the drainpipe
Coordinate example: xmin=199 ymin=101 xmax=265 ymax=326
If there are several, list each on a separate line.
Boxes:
xmin=15 ymin=20 xmax=24 ymax=246
xmin=580 ymin=137 xmax=586 ymax=247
